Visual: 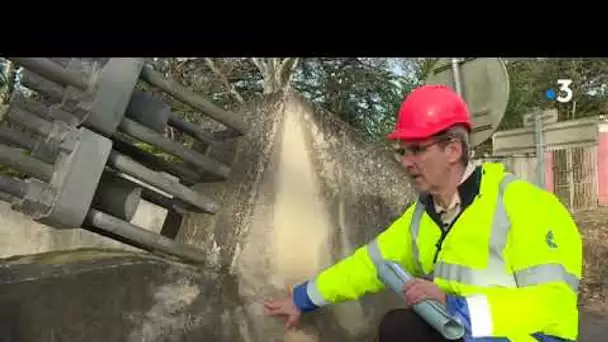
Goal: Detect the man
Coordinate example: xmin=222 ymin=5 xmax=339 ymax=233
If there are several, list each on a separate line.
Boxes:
xmin=264 ymin=84 xmax=582 ymax=341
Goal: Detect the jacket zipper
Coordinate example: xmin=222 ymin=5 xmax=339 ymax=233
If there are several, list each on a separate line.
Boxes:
xmin=432 ymin=226 xmax=450 ymax=263
xmin=432 ymin=212 xmax=463 ymax=264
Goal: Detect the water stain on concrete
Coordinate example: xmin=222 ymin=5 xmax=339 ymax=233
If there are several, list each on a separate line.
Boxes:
xmin=0 ymin=91 xmax=415 ymax=342
xmin=128 ymin=277 xmax=202 ymax=342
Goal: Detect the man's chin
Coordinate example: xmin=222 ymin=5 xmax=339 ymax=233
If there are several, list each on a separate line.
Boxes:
xmin=409 ymin=177 xmax=429 ymax=193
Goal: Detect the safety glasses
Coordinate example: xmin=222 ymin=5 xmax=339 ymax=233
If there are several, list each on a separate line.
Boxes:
xmin=394 ymin=135 xmax=455 ymax=157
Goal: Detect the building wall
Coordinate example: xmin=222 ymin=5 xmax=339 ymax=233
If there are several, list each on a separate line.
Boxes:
xmin=598 ymin=123 xmax=608 ymax=206
xmin=477 ymin=146 xmax=599 ymax=211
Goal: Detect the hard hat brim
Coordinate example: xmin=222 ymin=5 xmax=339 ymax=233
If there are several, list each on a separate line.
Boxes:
xmin=386 ymin=121 xmax=473 ymax=141
xmin=386 ymin=129 xmax=434 ymax=141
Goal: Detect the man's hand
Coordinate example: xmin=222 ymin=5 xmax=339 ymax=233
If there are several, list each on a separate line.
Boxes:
xmin=264 ymin=295 xmax=302 ymax=329
xmin=402 ymin=278 xmax=447 ymax=307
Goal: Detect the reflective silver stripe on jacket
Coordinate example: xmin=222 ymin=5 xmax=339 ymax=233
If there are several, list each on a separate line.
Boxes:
xmin=367 ymin=238 xmax=384 ymax=265
xmin=514 ymin=263 xmax=579 ymax=292
xmin=410 ymin=202 xmax=426 ymax=275
xmin=408 ymin=173 xmax=578 ymax=293
xmin=306 ymin=278 xmax=330 ymax=306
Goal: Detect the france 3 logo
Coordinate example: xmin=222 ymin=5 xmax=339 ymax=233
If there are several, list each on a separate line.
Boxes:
xmin=545 ymin=79 xmax=573 ymax=104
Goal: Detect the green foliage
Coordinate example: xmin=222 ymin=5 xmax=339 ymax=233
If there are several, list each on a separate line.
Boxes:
xmin=501 ymin=58 xmax=608 ymax=130
xmin=149 ymin=58 xmax=263 ymax=113
xmin=0 ymin=61 xmax=7 ymax=101
xmin=292 ymin=58 xmax=424 ymax=143
xmin=147 ymin=58 xmax=422 ymax=144
xmin=144 ymin=57 xmax=608 ymax=151
xmin=0 ymin=165 xmax=23 ymax=178
xmin=133 ymin=141 xmax=182 ymax=164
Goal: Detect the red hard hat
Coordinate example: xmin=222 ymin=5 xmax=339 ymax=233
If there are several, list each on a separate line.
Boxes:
xmin=387 ymin=84 xmax=472 ymax=141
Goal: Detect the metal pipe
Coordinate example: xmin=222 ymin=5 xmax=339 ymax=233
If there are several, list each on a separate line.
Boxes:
xmin=11 ymin=92 xmax=52 ymax=117
xmin=140 ymin=66 xmax=248 ymax=135
xmin=119 ymin=118 xmax=230 ymax=180
xmin=140 ymin=187 xmax=191 ymax=214
xmin=0 ymin=125 xmax=38 ymax=150
xmin=11 ymin=92 xmax=82 ymax=125
xmin=84 ymin=208 xmax=207 ymax=264
xmin=0 ymin=175 xmax=27 ymax=198
xmin=6 ymin=101 xmax=67 ymax=164
xmin=7 ymin=106 xmax=54 ymax=137
xmin=19 ymin=68 xmax=87 ymax=119
xmin=91 ymin=171 xmax=142 ymax=221
xmin=20 ymin=70 xmax=66 ymax=104
xmin=534 ymin=110 xmax=546 ymax=189
xmin=0 ymin=144 xmax=53 ymax=181
xmin=140 ymin=187 xmax=177 ymax=209
xmin=451 ymin=58 xmax=463 ymax=96
xmin=212 ymin=127 xmax=241 ymax=141
xmin=9 ymin=58 xmax=88 ymax=91
xmin=167 ymin=113 xmax=217 ymax=147
xmin=107 ymin=150 xmax=219 ymax=214
xmin=111 ymin=138 xmax=201 ymax=185
xmin=125 ymin=91 xmax=171 ymax=133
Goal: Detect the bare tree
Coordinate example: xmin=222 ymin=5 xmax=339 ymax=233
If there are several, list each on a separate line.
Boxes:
xmin=203 ymin=58 xmax=246 ymax=104
xmin=0 ymin=59 xmax=16 ymax=105
xmin=251 ymin=58 xmax=300 ymax=94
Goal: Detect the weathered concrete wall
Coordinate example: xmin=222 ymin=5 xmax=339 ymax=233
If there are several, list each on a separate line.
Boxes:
xmin=177 ymin=90 xmax=414 ymax=341
xmin=2 ymin=91 xmax=606 ymax=342
xmin=0 ymin=250 xmax=229 ymax=342
xmin=0 ymin=199 xmax=167 ymax=257
xmin=0 ymin=248 xmax=599 ymax=341
xmin=0 ymin=91 xmax=415 ymax=341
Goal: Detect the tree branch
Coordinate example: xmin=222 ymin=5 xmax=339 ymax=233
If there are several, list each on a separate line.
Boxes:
xmin=251 ymin=58 xmax=300 ymax=94
xmin=203 ymin=58 xmax=245 ymax=104
xmin=251 ymin=58 xmax=269 ymax=75
xmin=1 ymin=59 xmax=16 ymax=105
xmin=280 ymin=58 xmax=299 ymax=87
xmin=251 ymin=58 xmax=262 ymax=70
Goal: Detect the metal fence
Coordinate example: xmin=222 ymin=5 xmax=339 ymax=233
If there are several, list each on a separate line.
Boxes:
xmin=553 ymin=146 xmax=598 ymax=211
xmin=476 ymin=145 xmax=599 ymax=211
xmin=487 ymin=109 xmax=608 ymax=212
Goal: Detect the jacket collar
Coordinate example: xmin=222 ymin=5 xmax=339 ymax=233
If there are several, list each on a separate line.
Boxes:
xmin=419 ymin=165 xmax=482 ymax=227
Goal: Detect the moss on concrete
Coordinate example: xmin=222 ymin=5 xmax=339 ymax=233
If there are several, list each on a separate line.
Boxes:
xmin=0 ymin=90 xmax=415 ymax=342
xmin=1 ymin=248 xmax=143 ymax=265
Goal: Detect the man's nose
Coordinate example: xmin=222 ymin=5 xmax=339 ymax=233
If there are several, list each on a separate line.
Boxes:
xmin=401 ymin=154 xmax=415 ymax=168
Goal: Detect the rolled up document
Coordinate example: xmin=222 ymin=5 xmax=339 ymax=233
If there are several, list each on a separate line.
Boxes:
xmin=377 ymin=261 xmax=465 ymax=340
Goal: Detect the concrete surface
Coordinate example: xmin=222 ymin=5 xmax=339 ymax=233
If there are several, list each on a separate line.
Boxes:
xmin=0 ymin=91 xmax=415 ymax=341
xmin=579 ymin=310 xmax=608 ymax=342
xmin=0 ymin=249 xmax=602 ymax=342
xmin=176 ymin=90 xmax=414 ymax=341
xmin=0 ymin=249 xmax=228 ymax=342
xmin=1 ymin=90 xmax=599 ymax=341
xmin=0 ymin=199 xmax=167 ymax=258
xmin=0 ymin=250 xmax=404 ymax=342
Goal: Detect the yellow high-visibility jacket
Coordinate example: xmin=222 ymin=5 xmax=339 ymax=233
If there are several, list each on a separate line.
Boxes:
xmin=292 ymin=162 xmax=582 ymax=341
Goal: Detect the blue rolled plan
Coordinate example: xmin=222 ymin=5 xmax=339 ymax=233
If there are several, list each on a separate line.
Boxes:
xmin=377 ymin=261 xmax=465 ymax=340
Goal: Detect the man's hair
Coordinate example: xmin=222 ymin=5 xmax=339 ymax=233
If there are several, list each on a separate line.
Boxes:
xmin=436 ymin=124 xmax=470 ymax=166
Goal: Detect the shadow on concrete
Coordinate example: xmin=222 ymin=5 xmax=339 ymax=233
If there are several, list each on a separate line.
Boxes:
xmin=0 ymin=249 xmax=253 ymax=342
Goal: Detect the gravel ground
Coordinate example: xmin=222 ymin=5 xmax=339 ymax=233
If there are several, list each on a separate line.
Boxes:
xmin=573 ymin=207 xmax=608 ymax=342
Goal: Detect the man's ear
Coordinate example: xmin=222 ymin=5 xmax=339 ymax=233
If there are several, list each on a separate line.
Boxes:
xmin=445 ymin=140 xmax=463 ymax=164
